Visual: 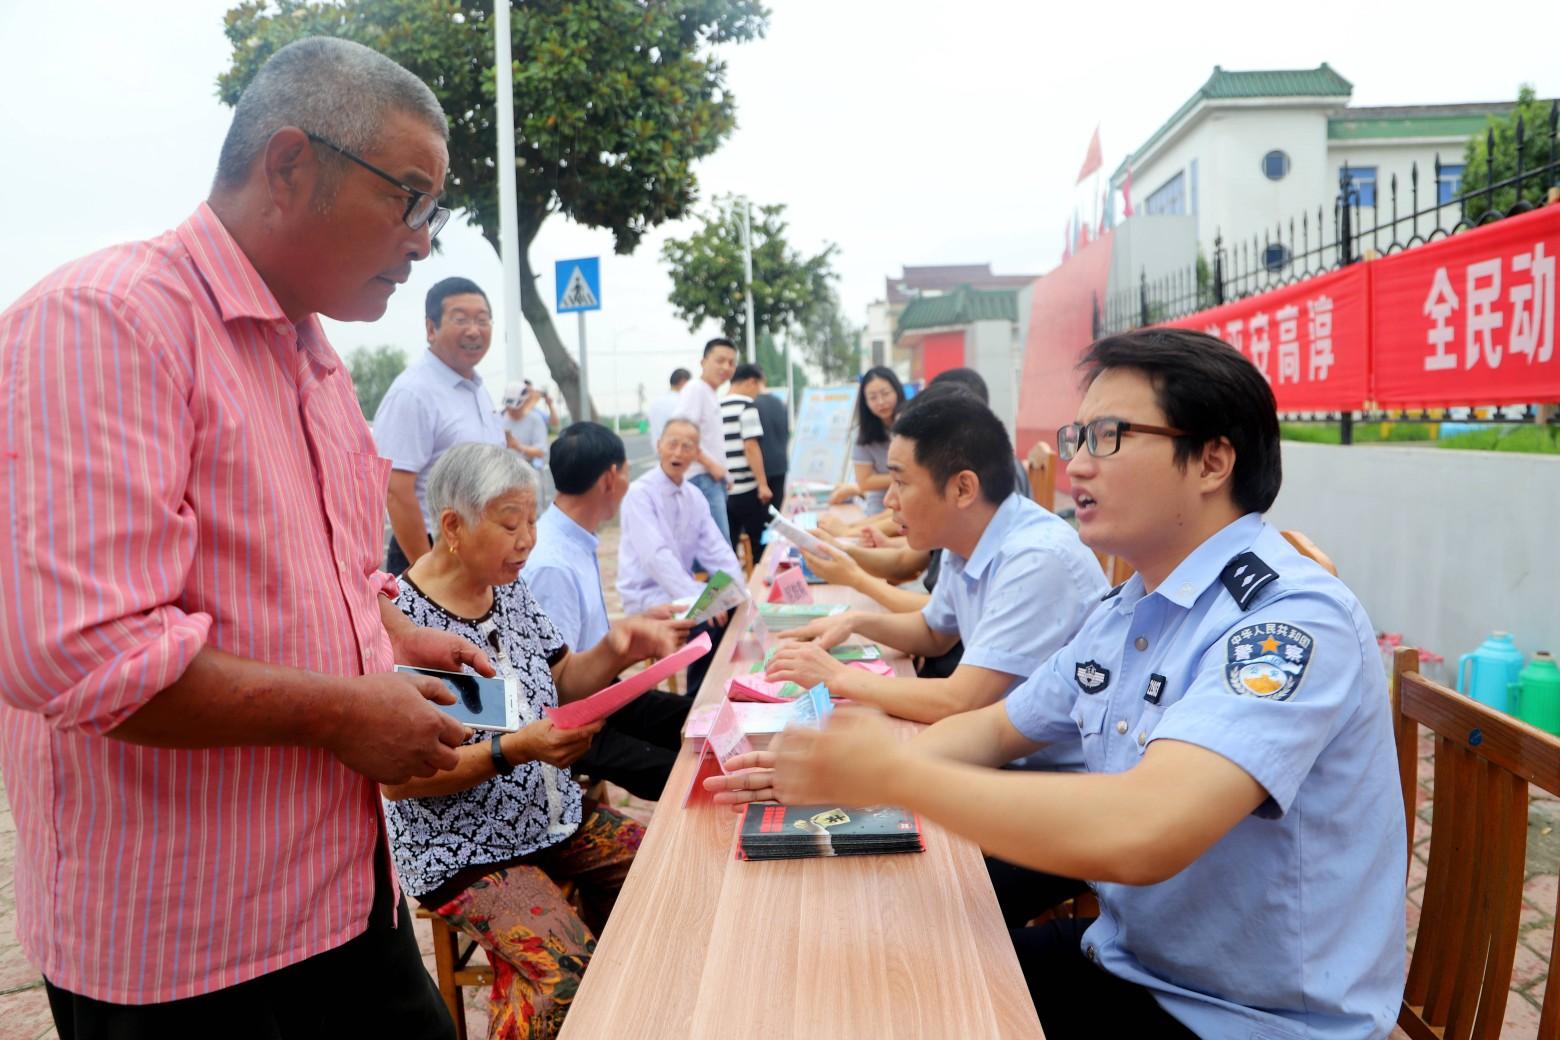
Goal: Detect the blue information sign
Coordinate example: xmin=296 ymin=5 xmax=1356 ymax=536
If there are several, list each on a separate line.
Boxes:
xmin=554 ymin=257 xmax=601 ymax=313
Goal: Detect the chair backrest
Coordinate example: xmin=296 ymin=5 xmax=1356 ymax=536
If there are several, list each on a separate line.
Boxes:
xmin=1390 ymin=647 xmax=1560 ymax=1040
xmin=1026 ymin=441 xmax=1057 ymax=513
xmin=1280 ymin=529 xmax=1338 ymax=576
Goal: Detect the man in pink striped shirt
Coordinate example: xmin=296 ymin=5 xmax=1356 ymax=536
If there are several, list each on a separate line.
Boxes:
xmin=0 ymin=38 xmax=487 ymax=1039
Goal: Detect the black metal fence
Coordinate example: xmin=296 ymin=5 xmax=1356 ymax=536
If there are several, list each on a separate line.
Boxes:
xmin=1095 ymin=100 xmax=1560 ymax=432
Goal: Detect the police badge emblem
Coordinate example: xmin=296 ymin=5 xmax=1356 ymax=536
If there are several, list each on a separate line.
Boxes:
xmin=1074 ymin=660 xmax=1110 ymax=694
xmin=1224 ymin=623 xmax=1315 ymax=701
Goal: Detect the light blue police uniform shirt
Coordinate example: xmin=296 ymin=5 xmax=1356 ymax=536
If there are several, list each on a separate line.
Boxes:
xmin=522 ymin=505 xmax=611 ymax=652
xmin=373 ymin=350 xmax=506 ymax=526
xmin=1005 ymin=513 xmax=1406 ymax=1040
xmin=922 ymin=494 xmax=1106 ymax=768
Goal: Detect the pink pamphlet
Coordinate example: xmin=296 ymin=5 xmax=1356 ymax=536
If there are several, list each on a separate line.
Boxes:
xmin=726 ymin=673 xmax=797 ymax=703
xmin=767 ymin=565 xmax=812 ymax=604
xmin=683 ymin=700 xmax=798 ymax=740
xmin=682 ymin=695 xmax=755 ymax=806
xmin=546 ymin=632 xmax=712 ymax=729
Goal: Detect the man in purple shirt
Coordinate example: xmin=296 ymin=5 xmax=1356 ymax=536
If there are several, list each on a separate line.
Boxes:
xmin=617 ymin=418 xmax=742 ymax=614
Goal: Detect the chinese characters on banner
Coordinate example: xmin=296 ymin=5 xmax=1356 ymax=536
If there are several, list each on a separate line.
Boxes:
xmin=1372 ymin=203 xmax=1557 ymax=406
xmin=1163 ymin=264 xmax=1370 ymax=412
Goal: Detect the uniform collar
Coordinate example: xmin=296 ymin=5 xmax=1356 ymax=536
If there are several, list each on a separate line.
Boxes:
xmin=953 ymin=493 xmax=1025 ymax=581
xmin=1139 ymin=512 xmax=1267 ymax=610
xmin=418 ymin=349 xmax=484 ymax=388
xmin=539 ymin=504 xmax=599 ymax=553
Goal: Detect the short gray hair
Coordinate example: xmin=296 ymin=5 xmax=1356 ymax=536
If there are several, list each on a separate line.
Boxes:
xmin=425 ymin=443 xmax=538 ymax=528
xmin=214 ymin=36 xmax=448 ymax=192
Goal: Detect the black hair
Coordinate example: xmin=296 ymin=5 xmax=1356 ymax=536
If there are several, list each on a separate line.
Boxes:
xmin=891 ymin=391 xmax=1015 ymax=505
xmin=425 ymin=277 xmax=489 ymax=326
xmin=854 ymin=366 xmax=906 ymax=446
xmin=926 ymin=366 xmax=989 ymax=404
xmin=1078 ymin=328 xmax=1282 ymax=514
xmin=731 ymin=362 xmax=765 ymax=384
xmin=669 ymin=367 xmax=691 ymax=388
xmin=703 ymin=337 xmax=737 ymax=358
xmin=549 ymin=421 xmax=627 ymax=495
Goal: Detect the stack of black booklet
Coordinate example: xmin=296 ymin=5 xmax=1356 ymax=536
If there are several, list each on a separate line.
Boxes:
xmin=736 ymin=804 xmax=924 ymax=861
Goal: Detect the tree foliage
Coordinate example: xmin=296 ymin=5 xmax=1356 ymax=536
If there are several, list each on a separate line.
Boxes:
xmin=756 ymin=329 xmax=806 ymax=397
xmin=347 ymin=344 xmax=407 ymax=419
xmin=1460 ymin=85 xmax=1558 ymax=223
xmin=217 ymin=0 xmax=768 ymax=422
xmin=661 ymin=196 xmax=837 ymax=347
xmin=796 ymin=290 xmax=859 ymax=383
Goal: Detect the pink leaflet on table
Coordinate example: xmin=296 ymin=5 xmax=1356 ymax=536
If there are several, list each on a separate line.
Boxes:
xmin=546 ymin=632 xmax=713 ymax=729
xmin=706 ymin=696 xmax=753 ymax=773
xmin=767 ymin=565 xmax=812 ymax=604
xmin=726 ymin=673 xmax=797 ymax=703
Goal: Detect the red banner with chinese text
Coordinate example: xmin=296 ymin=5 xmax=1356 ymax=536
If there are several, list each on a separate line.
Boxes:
xmin=1162 ymin=264 xmax=1371 ymax=412
xmin=1372 ymin=203 xmax=1558 ymax=407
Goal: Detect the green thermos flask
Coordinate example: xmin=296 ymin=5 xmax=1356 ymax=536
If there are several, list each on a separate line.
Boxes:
xmin=1511 ymin=652 xmax=1560 ymax=736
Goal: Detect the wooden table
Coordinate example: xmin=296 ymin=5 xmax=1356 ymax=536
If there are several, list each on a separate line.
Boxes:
xmin=560 ymin=560 xmax=1043 ymax=1039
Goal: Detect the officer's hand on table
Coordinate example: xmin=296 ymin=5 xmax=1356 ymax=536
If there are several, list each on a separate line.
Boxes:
xmin=827 ymin=483 xmax=861 ymax=506
xmin=857 ymin=525 xmax=896 ymax=548
xmin=766 ymin=640 xmax=848 ymax=690
xmin=770 ymin=707 xmax=902 ymax=806
xmin=704 ymin=749 xmax=779 ymax=808
xmin=780 ymin=614 xmax=853 ymax=649
xmin=328 ymin=672 xmax=469 ymax=784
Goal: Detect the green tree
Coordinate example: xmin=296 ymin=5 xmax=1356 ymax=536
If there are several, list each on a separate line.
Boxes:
xmin=217 ymin=0 xmax=768 ymax=423
xmin=756 ymin=329 xmax=806 ymax=397
xmin=347 ymin=344 xmax=407 ymax=419
xmin=661 ymin=196 xmax=837 ymax=348
xmin=796 ymin=290 xmax=859 ymax=383
xmin=1459 ymin=85 xmax=1557 ymax=223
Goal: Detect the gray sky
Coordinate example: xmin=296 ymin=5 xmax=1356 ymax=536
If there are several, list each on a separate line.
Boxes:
xmin=4 ymin=0 xmax=1557 ymax=414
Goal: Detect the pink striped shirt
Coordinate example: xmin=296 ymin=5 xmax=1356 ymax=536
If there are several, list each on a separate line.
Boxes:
xmin=0 ymin=204 xmax=398 ymax=1003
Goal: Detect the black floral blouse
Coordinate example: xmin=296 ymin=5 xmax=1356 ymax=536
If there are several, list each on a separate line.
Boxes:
xmin=383 ymin=576 xmax=582 ymax=898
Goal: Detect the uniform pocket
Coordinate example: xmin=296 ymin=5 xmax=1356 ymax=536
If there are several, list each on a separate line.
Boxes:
xmin=1072 ymin=694 xmax=1109 ymax=738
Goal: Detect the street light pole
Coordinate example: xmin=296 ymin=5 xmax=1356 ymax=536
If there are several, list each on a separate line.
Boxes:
xmin=740 ymin=197 xmax=757 ymax=364
xmin=494 ymin=2 xmax=524 ymax=385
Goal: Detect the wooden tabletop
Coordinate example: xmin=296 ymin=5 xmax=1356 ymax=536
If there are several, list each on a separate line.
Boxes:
xmin=560 ymin=559 xmax=1043 ymax=1039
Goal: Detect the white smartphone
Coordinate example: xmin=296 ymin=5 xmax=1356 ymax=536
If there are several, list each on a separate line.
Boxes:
xmin=395 ymin=666 xmax=521 ymax=732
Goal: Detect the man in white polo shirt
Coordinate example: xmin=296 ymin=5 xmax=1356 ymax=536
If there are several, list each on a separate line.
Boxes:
xmin=374 ymin=277 xmax=505 ymax=572
xmin=676 ymin=336 xmax=738 ymax=543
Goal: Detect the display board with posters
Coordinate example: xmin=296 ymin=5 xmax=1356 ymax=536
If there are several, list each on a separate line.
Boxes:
xmin=787 ymin=385 xmax=858 ymax=484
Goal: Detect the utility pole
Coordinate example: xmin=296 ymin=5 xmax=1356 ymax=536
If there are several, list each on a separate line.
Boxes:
xmin=494 ymin=2 xmax=524 ymax=385
xmin=741 ymin=197 xmax=757 ymax=364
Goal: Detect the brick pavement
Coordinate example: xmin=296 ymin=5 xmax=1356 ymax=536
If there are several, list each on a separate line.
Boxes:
xmin=0 ymin=518 xmax=1551 ymax=1038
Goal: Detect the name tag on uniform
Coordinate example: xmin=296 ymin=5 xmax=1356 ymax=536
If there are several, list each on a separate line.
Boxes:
xmin=1144 ymin=673 xmax=1167 ymax=705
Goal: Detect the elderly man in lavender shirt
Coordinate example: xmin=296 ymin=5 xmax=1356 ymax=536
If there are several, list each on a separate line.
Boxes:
xmin=617 ymin=418 xmax=742 ymax=614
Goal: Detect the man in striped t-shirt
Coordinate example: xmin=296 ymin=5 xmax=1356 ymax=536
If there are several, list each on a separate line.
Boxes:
xmin=722 ymin=362 xmax=774 ymax=558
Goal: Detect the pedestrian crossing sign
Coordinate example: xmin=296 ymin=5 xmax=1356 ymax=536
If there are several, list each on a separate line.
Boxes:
xmin=555 ymin=257 xmax=601 ymax=313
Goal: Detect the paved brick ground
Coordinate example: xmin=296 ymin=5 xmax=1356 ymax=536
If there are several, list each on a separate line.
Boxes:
xmin=0 ymin=518 xmax=1551 ymax=1039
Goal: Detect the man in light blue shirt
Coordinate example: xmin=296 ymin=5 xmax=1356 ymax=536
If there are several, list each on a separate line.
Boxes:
xmin=373 ymin=277 xmax=504 ymax=572
xmin=713 ymin=328 xmax=1406 ymax=1040
xmin=768 ymin=390 xmax=1104 ymax=732
xmin=523 ymin=422 xmax=698 ymax=797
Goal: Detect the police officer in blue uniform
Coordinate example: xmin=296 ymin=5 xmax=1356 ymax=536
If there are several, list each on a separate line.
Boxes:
xmin=707 ymin=328 xmax=1407 ymax=1039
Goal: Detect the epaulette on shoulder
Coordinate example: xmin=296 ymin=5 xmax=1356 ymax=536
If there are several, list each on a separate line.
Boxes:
xmin=1101 ymin=582 xmax=1125 ymax=602
xmin=1219 ymin=551 xmax=1279 ymax=611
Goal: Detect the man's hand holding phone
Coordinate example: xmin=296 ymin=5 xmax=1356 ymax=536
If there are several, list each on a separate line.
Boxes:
xmin=326 ymin=671 xmax=469 ymax=785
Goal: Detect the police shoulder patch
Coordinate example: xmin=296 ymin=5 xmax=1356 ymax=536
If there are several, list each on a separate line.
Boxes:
xmin=1074 ymin=660 xmax=1111 ymax=694
xmin=1219 ymin=552 xmax=1279 ymax=611
xmin=1224 ymin=623 xmax=1315 ymax=701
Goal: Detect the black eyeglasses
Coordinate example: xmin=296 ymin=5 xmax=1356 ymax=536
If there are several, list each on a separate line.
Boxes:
xmin=306 ymin=132 xmax=451 ymax=239
xmin=1057 ymin=417 xmax=1188 ymax=460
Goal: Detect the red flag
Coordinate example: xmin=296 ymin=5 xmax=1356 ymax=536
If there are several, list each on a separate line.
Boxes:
xmin=1121 ymin=163 xmax=1134 ymax=217
xmin=1076 ymin=126 xmax=1102 ymax=184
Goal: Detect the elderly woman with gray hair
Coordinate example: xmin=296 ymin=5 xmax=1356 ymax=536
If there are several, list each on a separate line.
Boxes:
xmin=383 ymin=443 xmax=677 ymax=1040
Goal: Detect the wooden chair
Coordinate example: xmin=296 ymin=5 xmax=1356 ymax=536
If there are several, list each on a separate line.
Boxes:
xmin=417 ymin=906 xmax=494 ymax=1040
xmin=418 ymin=881 xmax=583 ymax=1040
xmin=1025 ymin=441 xmax=1057 ymax=512
xmin=1280 ymin=529 xmax=1338 ymax=576
xmin=1389 ymin=648 xmax=1560 ymax=1040
xmin=1092 ymin=550 xmax=1136 ymax=586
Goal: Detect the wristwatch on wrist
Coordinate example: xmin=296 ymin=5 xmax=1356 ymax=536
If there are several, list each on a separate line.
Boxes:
xmin=490 ymin=734 xmax=515 ymax=776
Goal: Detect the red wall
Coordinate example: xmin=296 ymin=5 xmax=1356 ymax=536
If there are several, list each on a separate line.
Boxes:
xmin=1016 ymin=232 xmax=1114 ymax=492
xmin=920 ymin=330 xmax=966 ymax=383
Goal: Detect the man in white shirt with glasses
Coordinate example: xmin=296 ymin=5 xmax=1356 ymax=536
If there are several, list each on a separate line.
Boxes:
xmin=374 ymin=276 xmax=506 ymax=572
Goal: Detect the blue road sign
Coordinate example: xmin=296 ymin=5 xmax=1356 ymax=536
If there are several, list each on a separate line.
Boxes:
xmin=555 ymin=257 xmax=601 ymax=313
